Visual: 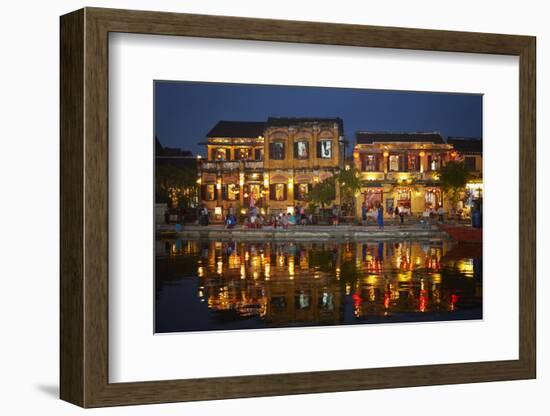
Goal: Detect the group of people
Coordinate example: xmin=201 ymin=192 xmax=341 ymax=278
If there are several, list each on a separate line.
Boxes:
xmin=360 ymin=203 xmax=385 ymax=229
xmin=200 ymin=202 xmax=449 ymax=230
xmin=223 ymin=203 xmax=312 ymax=229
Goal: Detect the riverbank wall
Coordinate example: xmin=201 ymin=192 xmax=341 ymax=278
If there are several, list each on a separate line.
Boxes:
xmin=159 ymin=225 xmax=449 ymax=242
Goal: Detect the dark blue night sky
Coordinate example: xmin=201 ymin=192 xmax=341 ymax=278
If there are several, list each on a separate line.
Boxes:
xmin=154 ymin=81 xmax=482 ymax=156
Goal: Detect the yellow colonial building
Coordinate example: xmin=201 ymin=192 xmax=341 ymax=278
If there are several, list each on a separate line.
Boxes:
xmin=353 ymin=131 xmax=454 ymax=217
xmin=198 ymin=118 xmax=344 ymax=218
xmin=198 ymin=121 xmax=483 ymax=221
xmin=262 ymin=118 xmax=344 ymax=214
xmin=447 ymin=137 xmax=484 ymax=206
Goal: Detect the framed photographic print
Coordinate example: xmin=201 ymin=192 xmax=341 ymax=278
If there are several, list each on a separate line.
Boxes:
xmin=60 ymin=7 xmax=536 ymax=408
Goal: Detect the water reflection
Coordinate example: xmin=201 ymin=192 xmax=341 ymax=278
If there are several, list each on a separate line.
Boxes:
xmin=155 ymin=239 xmax=482 ymax=333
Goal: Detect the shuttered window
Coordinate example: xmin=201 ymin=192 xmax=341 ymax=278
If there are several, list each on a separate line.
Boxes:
xmin=363 ymin=154 xmax=379 ymax=171
xmin=201 ymin=184 xmax=216 ymax=201
xmin=295 ymin=183 xmax=311 ymax=200
xmin=294 ymin=141 xmax=309 ymax=159
xmin=388 ymin=155 xmax=400 ymax=172
xmin=408 ymin=154 xmax=420 ymax=172
xmin=270 ymin=184 xmax=287 ymax=201
xmin=317 ymin=140 xmax=332 ymax=159
xmin=269 ymin=142 xmax=285 ymax=160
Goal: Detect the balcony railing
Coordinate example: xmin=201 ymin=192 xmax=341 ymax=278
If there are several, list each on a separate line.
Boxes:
xmin=359 ymin=171 xmax=440 ymax=182
xmin=199 ymin=161 xmax=240 ymax=171
xmin=244 ymin=161 xmax=263 ymax=170
xmin=199 ymin=160 xmax=264 ymax=171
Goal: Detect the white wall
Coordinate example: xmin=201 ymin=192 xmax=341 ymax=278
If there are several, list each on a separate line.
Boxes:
xmin=0 ymin=1 xmax=545 ymax=415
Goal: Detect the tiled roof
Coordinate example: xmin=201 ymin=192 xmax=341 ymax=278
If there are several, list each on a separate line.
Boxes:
xmin=206 ymin=121 xmax=266 ymax=138
xmin=356 ymin=131 xmax=445 ymax=144
xmin=447 ymin=138 xmax=482 ymax=154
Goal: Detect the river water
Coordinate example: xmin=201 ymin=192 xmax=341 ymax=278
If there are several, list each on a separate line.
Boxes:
xmin=155 ymin=239 xmax=482 ymax=333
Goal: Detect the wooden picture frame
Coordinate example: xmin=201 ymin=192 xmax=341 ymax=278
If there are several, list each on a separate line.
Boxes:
xmin=60 ymin=7 xmax=536 ymax=408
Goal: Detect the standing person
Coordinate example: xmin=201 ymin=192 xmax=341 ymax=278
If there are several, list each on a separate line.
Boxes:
xmin=437 ymin=205 xmax=445 ymax=223
xmin=295 ymin=203 xmax=302 ymax=225
xmin=398 ymin=204 xmax=405 ymax=225
xmin=200 ymin=204 xmax=209 ymax=226
xmin=300 ymin=205 xmax=306 ymax=226
xmin=377 ymin=203 xmax=384 ymax=230
xmin=332 ymin=204 xmax=339 ymax=226
xmin=361 ymin=202 xmax=368 ymax=226
xmin=281 ymin=213 xmax=289 ymax=229
xmin=288 ymin=212 xmax=296 ymax=226
xmin=421 ymin=207 xmax=431 ymax=228
xmin=249 ymin=205 xmax=258 ymax=228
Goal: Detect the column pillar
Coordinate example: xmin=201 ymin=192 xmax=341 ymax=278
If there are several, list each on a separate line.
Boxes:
xmin=216 ymin=174 xmax=223 ymax=207
xmin=239 ymin=170 xmax=245 ymax=208
xmin=263 ymin=172 xmax=269 ymax=214
xmin=287 ymin=169 xmax=294 ymax=207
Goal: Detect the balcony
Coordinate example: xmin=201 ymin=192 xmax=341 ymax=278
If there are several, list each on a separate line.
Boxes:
xmin=199 ymin=159 xmax=264 ymax=172
xmin=359 ymin=171 xmax=440 ymax=183
xmin=199 ymin=160 xmax=241 ymax=171
xmin=244 ymin=161 xmax=263 ymax=170
xmin=360 ymin=172 xmax=385 ymax=182
xmin=386 ymin=171 xmax=423 ymax=181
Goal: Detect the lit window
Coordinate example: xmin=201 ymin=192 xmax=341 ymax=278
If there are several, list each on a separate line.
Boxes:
xmin=429 ymin=154 xmax=441 ymax=171
xmin=425 ymin=189 xmax=441 ymax=208
xmin=294 ymin=141 xmax=309 ymax=159
xmin=408 ymin=154 xmax=419 ymax=171
xmin=389 ymin=155 xmax=400 ymax=171
xmin=227 ymin=184 xmax=238 ymax=201
xmin=397 ymin=190 xmax=411 ymax=201
xmin=270 ymin=142 xmax=285 ymax=160
xmin=275 ymin=184 xmax=286 ymax=201
xmin=364 ymin=154 xmax=378 ymax=171
xmin=237 ymin=148 xmax=249 ymax=160
xmin=214 ymin=148 xmax=227 ymax=160
xmin=296 ymin=183 xmax=309 ymax=200
xmin=205 ymin=184 xmax=215 ymax=201
xmin=318 ymin=140 xmax=332 ymax=159
xmin=249 ymin=184 xmax=260 ymax=201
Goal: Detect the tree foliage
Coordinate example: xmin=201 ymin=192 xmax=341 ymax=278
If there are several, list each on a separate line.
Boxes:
xmin=306 ymin=176 xmax=336 ymax=210
xmin=437 ymin=161 xmax=472 ymax=209
xmin=155 ymin=164 xmax=198 ymax=207
xmin=336 ymin=167 xmax=362 ymax=208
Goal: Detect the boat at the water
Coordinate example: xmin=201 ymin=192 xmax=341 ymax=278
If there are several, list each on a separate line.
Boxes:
xmin=438 ymin=223 xmax=482 ymax=243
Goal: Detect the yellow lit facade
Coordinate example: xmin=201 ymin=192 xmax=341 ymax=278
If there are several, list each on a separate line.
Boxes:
xmin=198 ymin=118 xmax=344 ymax=218
xmin=353 ymin=132 xmax=482 ymax=217
xmin=198 ymin=124 xmax=483 ymax=220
